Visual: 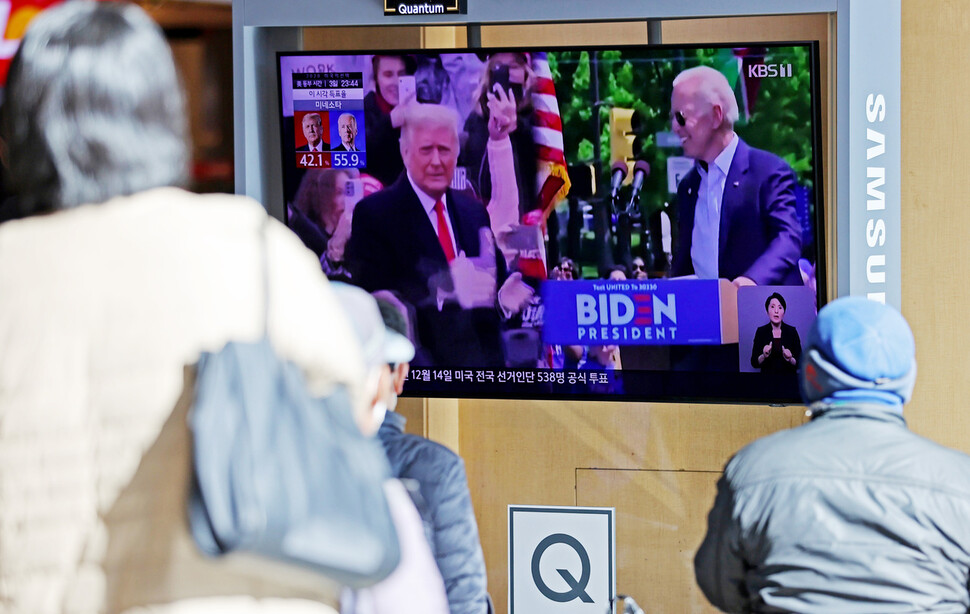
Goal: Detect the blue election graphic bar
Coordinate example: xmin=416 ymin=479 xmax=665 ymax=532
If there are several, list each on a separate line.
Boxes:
xmin=331 ymin=151 xmax=366 ymax=168
xmin=542 ymin=279 xmax=729 ymax=346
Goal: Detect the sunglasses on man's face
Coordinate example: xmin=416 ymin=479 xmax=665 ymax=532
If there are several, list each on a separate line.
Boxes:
xmin=671 ymin=110 xmax=687 ymax=127
xmin=632 ymin=263 xmax=646 ymax=271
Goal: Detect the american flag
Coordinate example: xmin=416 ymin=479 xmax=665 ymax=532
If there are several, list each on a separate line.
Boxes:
xmin=531 ymin=52 xmax=571 ymax=218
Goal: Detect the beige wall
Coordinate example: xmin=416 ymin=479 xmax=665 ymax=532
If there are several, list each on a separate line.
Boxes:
xmin=899 ymin=0 xmax=970 ymax=449
xmin=310 ymin=4 xmax=968 ymax=610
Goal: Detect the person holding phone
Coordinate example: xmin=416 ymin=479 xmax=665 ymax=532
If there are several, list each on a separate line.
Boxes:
xmin=364 ymin=54 xmax=416 ymax=188
xmin=460 ymin=52 xmax=538 ymax=217
xmin=750 ymin=292 xmax=801 ymax=373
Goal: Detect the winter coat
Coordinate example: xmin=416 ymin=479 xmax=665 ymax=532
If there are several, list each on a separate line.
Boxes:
xmin=378 ymin=411 xmax=489 ymax=614
xmin=695 ymin=401 xmax=970 ymax=613
xmin=0 ymin=188 xmax=365 ymax=614
xmin=340 ymin=479 xmax=449 ymax=614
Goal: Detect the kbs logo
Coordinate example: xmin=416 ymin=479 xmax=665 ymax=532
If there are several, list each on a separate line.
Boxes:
xmin=748 ymin=63 xmax=793 ymax=78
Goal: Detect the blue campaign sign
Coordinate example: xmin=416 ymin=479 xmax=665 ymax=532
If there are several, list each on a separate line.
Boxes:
xmin=541 ymin=279 xmax=726 ymax=346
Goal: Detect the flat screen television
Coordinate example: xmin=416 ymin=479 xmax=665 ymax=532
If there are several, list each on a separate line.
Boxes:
xmin=276 ymin=42 xmax=824 ymax=403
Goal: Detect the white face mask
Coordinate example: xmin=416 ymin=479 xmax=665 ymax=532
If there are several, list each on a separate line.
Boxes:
xmin=357 ymin=368 xmax=387 ymax=436
xmin=371 ymin=399 xmax=388 ymax=427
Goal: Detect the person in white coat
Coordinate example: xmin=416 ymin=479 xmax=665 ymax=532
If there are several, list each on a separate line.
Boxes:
xmin=0 ymin=2 xmax=367 ymax=612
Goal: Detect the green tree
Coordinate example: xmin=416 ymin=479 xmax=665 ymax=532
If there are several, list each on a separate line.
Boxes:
xmin=549 ymin=45 xmax=818 ymax=219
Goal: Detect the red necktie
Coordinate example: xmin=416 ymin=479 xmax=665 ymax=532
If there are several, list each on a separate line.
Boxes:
xmin=434 ymin=200 xmax=456 ymax=262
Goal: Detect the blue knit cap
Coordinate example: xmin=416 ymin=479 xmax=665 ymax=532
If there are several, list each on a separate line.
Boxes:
xmin=800 ymin=297 xmax=917 ymax=405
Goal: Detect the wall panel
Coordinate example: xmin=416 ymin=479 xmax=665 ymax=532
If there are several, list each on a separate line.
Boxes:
xmin=576 ymin=469 xmax=720 ymax=613
xmin=479 ymin=21 xmax=649 ymax=47
xmin=302 ymin=26 xmax=422 ymax=50
xmin=898 ymin=0 xmax=970 ymax=452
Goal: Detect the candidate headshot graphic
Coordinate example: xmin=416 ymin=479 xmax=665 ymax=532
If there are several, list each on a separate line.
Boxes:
xmin=296 ymin=111 xmax=330 ymax=152
xmin=331 ymin=111 xmax=362 ymax=152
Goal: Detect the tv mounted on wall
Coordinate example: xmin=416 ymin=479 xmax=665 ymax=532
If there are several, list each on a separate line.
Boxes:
xmin=276 ymin=41 xmax=824 ymax=403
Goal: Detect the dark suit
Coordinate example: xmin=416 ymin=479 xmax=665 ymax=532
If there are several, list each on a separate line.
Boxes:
xmin=332 ymin=143 xmax=357 ymax=152
xmin=750 ymin=321 xmax=802 ymax=374
xmin=297 ymin=142 xmax=329 ymax=152
xmin=346 ymin=174 xmax=505 ymax=367
xmin=671 ymin=138 xmax=802 ymax=285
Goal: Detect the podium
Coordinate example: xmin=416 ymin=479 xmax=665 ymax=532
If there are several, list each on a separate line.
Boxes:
xmin=541 ymin=278 xmax=738 ymax=346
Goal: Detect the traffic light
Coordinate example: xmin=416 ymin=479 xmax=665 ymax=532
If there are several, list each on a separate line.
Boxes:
xmin=609 ymin=107 xmax=641 ymax=183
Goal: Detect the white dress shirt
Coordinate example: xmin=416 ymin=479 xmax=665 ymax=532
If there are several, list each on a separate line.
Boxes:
xmin=691 ymin=133 xmax=739 ymax=279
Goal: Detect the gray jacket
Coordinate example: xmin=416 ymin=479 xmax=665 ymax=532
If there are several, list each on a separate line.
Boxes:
xmin=378 ymin=411 xmax=490 ymax=614
xmin=695 ymin=401 xmax=970 ymax=613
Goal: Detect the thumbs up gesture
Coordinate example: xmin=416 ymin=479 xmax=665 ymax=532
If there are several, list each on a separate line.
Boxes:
xmin=450 ymin=227 xmax=500 ymax=309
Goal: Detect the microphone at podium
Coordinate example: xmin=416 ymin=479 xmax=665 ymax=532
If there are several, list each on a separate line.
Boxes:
xmin=609 ymin=160 xmax=628 ymax=200
xmin=626 ymin=160 xmax=650 ymax=212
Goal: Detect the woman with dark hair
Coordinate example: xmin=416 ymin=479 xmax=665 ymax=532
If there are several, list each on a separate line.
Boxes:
xmin=0 ymin=3 xmax=365 ymax=612
xmin=750 ymin=292 xmax=802 ymax=373
xmin=290 ymin=167 xmax=359 ymax=258
xmin=1 ymin=5 xmax=190 ymax=215
xmin=363 ymin=54 xmax=416 ymax=188
xmin=460 ymin=52 xmax=538 ymax=216
xmin=550 ymin=256 xmax=579 ymax=280
xmin=607 ymin=265 xmax=629 ymax=281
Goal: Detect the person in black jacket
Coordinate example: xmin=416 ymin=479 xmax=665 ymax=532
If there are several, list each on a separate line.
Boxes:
xmin=296 ymin=112 xmax=329 ymax=152
xmin=750 ymin=292 xmax=801 ymax=373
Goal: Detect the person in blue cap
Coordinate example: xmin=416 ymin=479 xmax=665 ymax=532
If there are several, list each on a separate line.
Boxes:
xmin=694 ymin=296 xmax=970 ymax=613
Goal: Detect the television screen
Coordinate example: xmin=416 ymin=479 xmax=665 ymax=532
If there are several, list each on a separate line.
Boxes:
xmin=276 ymin=42 xmax=823 ymax=403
